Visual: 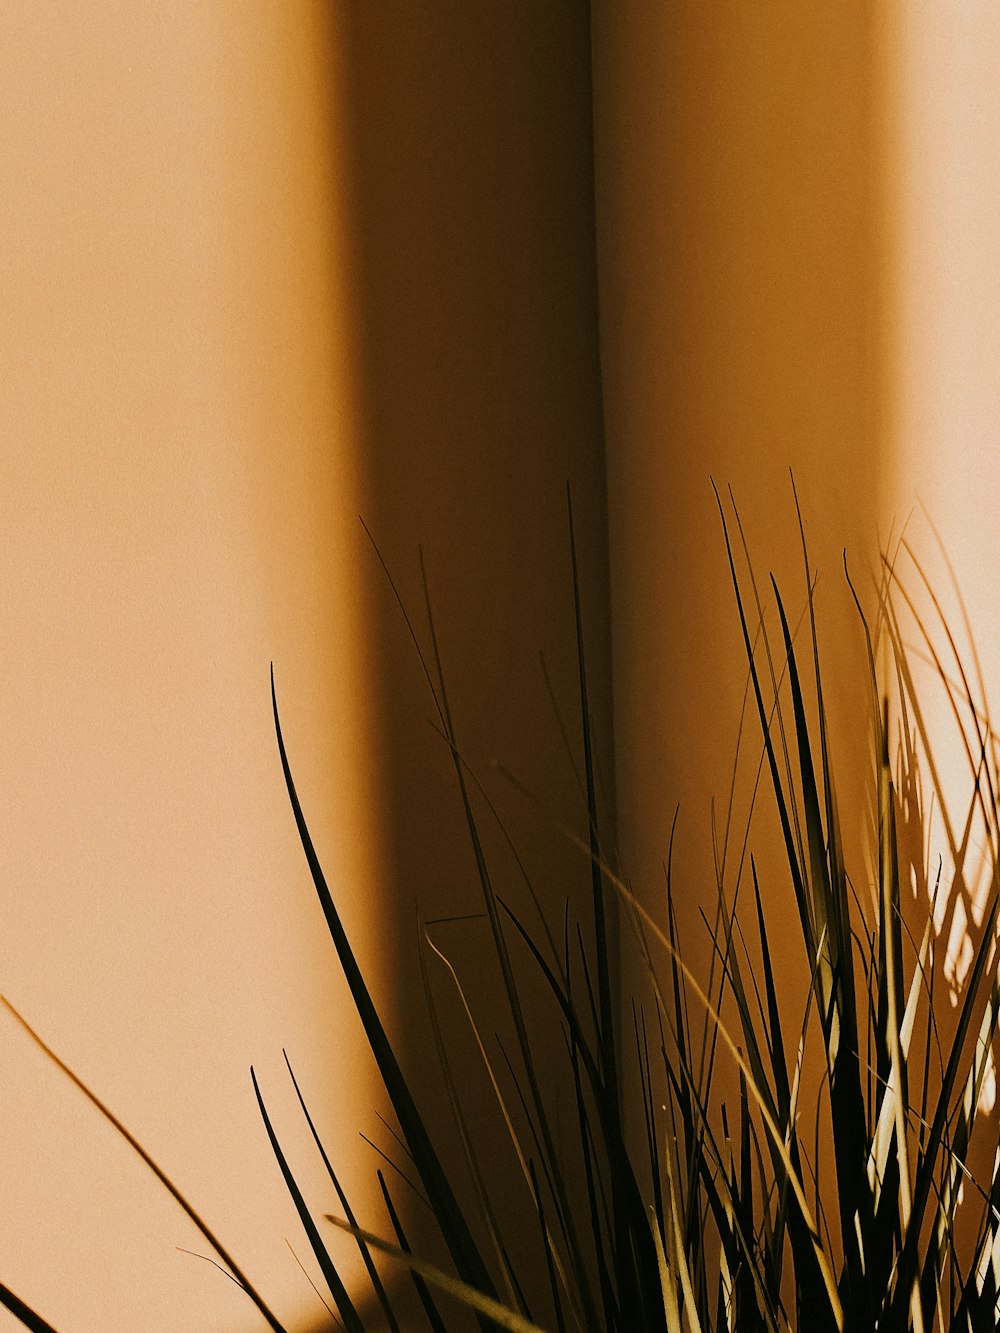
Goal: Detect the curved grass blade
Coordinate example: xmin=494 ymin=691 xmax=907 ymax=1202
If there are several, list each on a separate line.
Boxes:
xmin=566 ymin=487 xmax=616 ymax=1099
xmin=700 ymin=865 xmax=829 ymax=1325
xmin=377 ymin=1168 xmax=448 ymax=1333
xmin=332 ymin=536 xmax=612 ymax=1323
xmin=770 ymin=579 xmax=873 ymax=1323
xmin=592 ymin=853 xmax=843 ymax=1326
xmin=885 ymin=892 xmax=1000 ymax=1330
xmin=250 ymin=1068 xmax=364 ymax=1333
xmin=418 ymin=926 xmax=525 ymax=1315
xmin=713 ymin=488 xmax=816 ymax=988
xmin=415 ymin=563 xmax=608 ymax=1332
xmin=324 ymin=1214 xmax=552 ymax=1333
xmin=0 ymin=1283 xmax=61 ymax=1333
xmin=498 ymin=765 xmax=836 ymax=1327
xmin=528 ymin=1156 xmax=568 ymax=1333
xmin=282 ymin=1051 xmax=401 ymax=1333
xmin=282 ymin=1242 xmax=339 ymax=1326
xmin=1 ymin=997 xmax=287 ymax=1333
xmin=270 ymin=670 xmax=498 ymax=1315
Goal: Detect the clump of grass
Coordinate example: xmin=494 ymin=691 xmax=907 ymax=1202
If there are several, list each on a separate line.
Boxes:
xmin=4 ymin=485 xmax=1000 ymax=1332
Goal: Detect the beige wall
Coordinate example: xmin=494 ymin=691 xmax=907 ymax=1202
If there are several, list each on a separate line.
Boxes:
xmin=882 ymin=4 xmax=1000 ymax=965
xmin=879 ymin=6 xmax=1000 ymax=1145
xmin=2 ymin=3 xmax=610 ymax=1329
xmin=9 ymin=1 xmax=998 ymax=1327
xmin=1 ymin=6 xmax=384 ymax=1330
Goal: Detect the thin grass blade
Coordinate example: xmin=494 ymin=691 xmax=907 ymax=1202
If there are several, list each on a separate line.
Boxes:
xmin=0 ymin=1284 xmax=61 ymax=1333
xmin=324 ymin=1215 xmax=552 ymax=1333
xmin=1 ymin=997 xmax=287 ymax=1333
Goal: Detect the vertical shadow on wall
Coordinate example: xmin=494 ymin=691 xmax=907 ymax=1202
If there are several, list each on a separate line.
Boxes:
xmin=321 ymin=3 xmax=614 ymax=1325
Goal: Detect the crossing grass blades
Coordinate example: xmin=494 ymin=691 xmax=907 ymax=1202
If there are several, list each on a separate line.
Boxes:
xmin=5 ymin=485 xmax=1000 ymax=1332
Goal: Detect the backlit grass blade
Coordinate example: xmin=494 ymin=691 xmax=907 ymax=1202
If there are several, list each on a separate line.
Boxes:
xmin=324 ymin=1214 xmax=552 ymax=1333
xmin=610 ymin=860 xmax=844 ymax=1327
xmin=414 ymin=558 xmax=607 ymax=1331
xmin=649 ymin=1196 xmax=681 ymax=1333
xmin=885 ymin=891 xmax=1000 ymax=1330
xmin=865 ymin=904 xmax=934 ymax=1209
xmin=920 ymin=965 xmax=1000 ymax=1318
xmin=647 ymin=910 xmax=802 ymax=1331
xmin=714 ymin=489 xmax=817 ymax=984
xmin=418 ymin=927 xmax=525 ymax=1314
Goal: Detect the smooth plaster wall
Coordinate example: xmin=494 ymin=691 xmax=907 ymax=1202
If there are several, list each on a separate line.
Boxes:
xmin=1 ymin=7 xmax=383 ymax=1330
xmin=11 ymin=2 xmax=997 ymax=1327
xmin=882 ymin=4 xmax=1000 ymax=929
xmin=879 ymin=4 xmax=1000 ymax=1135
xmin=2 ymin=4 xmax=611 ymax=1329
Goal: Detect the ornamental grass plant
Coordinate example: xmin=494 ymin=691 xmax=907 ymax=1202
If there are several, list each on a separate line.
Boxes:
xmin=4 ymin=486 xmax=1000 ymax=1332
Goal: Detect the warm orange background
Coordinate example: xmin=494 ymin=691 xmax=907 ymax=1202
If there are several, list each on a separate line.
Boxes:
xmin=1 ymin=4 xmax=609 ymax=1330
xmin=3 ymin=4 xmax=999 ymax=1331
xmin=0 ymin=6 xmax=385 ymax=1330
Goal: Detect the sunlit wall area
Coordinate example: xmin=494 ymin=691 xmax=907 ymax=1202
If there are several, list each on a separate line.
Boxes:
xmin=879 ymin=6 xmax=1000 ymax=1125
xmin=0 ymin=6 xmax=382 ymax=1330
